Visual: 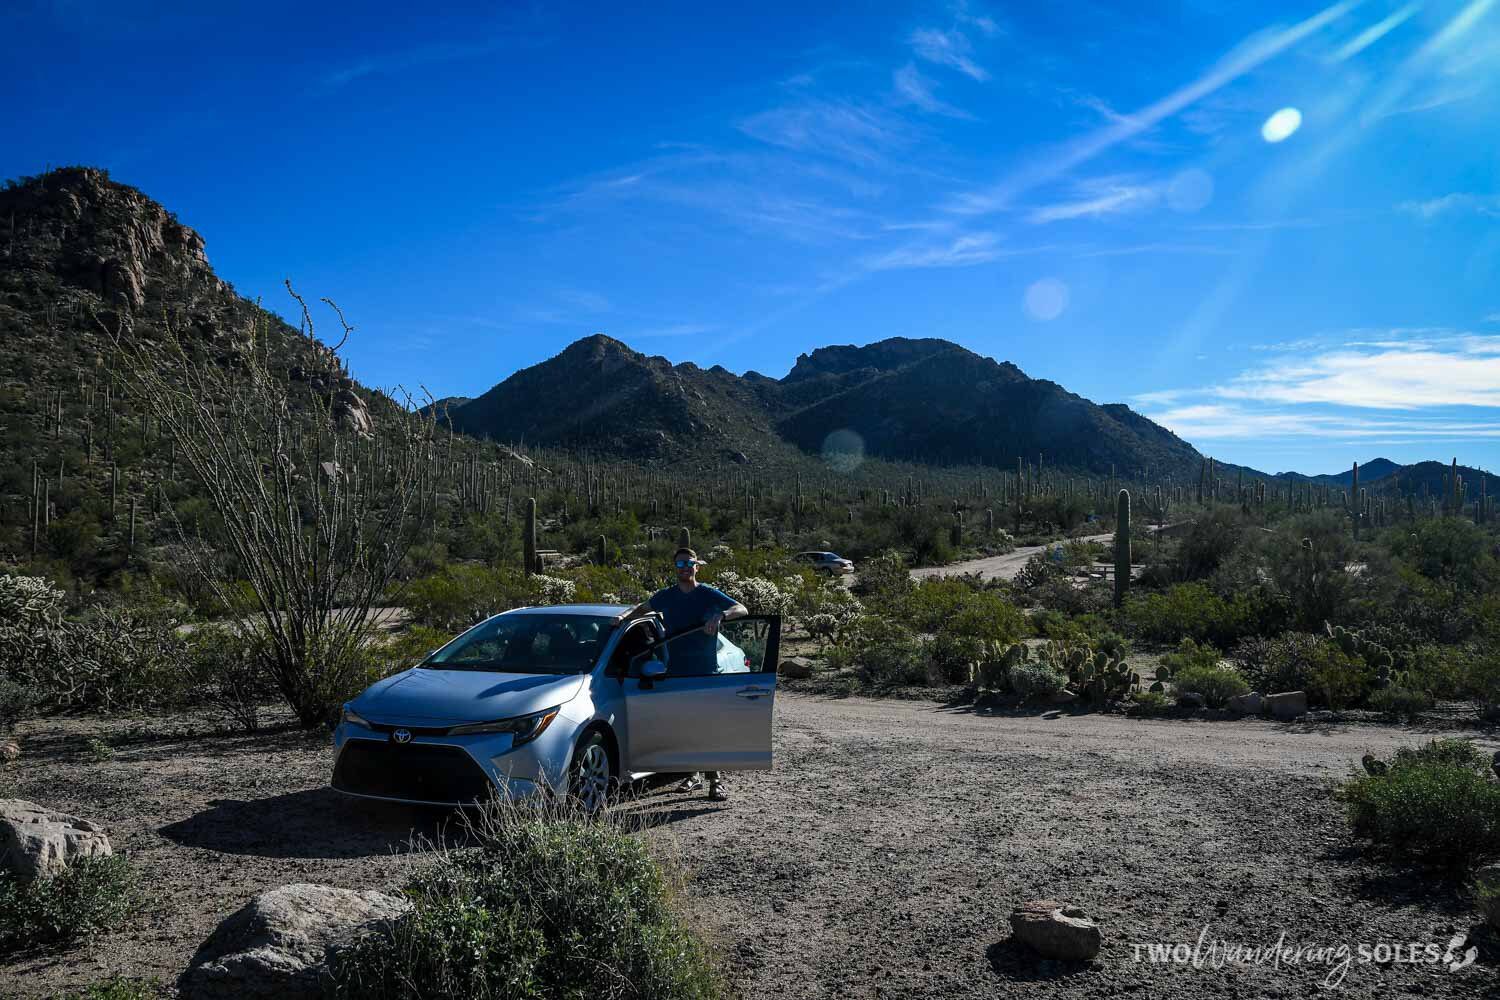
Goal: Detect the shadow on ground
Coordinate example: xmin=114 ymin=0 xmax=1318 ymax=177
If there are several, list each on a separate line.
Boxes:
xmin=160 ymin=787 xmax=470 ymax=859
xmin=985 ymin=939 xmax=1094 ymax=981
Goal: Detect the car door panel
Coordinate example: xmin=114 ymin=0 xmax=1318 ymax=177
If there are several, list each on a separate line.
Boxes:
xmin=623 ymin=615 xmax=779 ymax=772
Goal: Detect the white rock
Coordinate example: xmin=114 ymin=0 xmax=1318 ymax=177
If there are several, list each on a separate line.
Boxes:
xmin=0 ymin=799 xmax=113 ymax=882
xmin=1264 ymin=690 xmax=1308 ymax=720
xmin=179 ymin=883 xmax=410 ymax=1000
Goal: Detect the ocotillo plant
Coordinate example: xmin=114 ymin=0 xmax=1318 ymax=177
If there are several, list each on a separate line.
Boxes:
xmin=1114 ymin=488 xmax=1130 ymax=608
xmin=524 ymin=497 xmax=537 ymax=577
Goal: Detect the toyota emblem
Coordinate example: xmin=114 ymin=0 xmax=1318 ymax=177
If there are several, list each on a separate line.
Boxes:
xmin=391 ymin=729 xmax=412 ymax=745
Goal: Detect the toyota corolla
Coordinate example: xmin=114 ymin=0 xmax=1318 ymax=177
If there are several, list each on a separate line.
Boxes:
xmin=332 ymin=604 xmax=780 ymax=811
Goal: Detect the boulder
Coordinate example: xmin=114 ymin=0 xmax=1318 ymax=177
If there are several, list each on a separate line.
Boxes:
xmin=0 ymin=799 xmax=113 ymax=882
xmin=1009 ymin=899 xmax=1102 ymax=961
xmin=778 ymin=657 xmax=815 ymax=679
xmin=0 ymin=741 xmax=19 ymax=764
xmin=1227 ymin=692 xmax=1262 ymax=716
xmin=1177 ymin=692 xmax=1206 ymax=709
xmin=179 ymin=883 xmax=410 ymax=1000
xmin=333 ymin=389 xmax=373 ymax=440
xmin=1264 ymin=691 xmax=1308 ymax=720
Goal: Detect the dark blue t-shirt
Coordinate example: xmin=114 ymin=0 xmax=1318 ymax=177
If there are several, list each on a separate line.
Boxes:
xmin=649 ymin=584 xmax=736 ymax=637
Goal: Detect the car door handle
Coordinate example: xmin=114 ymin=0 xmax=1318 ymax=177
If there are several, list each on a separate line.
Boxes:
xmin=736 ymin=687 xmax=770 ymax=699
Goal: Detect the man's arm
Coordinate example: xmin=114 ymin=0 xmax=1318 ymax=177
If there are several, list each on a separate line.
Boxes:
xmin=703 ymin=598 xmax=748 ymax=635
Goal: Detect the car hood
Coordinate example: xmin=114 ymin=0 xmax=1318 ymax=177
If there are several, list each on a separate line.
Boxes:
xmin=353 ymin=667 xmax=587 ymax=725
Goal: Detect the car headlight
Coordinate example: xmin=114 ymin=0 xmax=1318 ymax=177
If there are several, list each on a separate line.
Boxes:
xmin=448 ymin=707 xmax=560 ymax=747
xmin=342 ymin=705 xmax=373 ymax=728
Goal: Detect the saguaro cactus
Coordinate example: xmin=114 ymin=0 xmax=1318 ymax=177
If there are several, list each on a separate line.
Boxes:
xmin=1114 ymin=489 xmax=1131 ymax=608
xmin=678 ymin=526 xmax=691 ymax=550
xmin=1351 ymin=461 xmax=1360 ymax=539
xmin=524 ymin=497 xmax=537 ymax=577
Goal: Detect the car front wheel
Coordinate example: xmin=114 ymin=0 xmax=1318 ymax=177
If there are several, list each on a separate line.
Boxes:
xmin=568 ymin=730 xmax=615 ymax=815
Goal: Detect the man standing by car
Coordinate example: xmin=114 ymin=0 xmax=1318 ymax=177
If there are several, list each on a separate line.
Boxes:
xmin=623 ymin=547 xmax=747 ymax=801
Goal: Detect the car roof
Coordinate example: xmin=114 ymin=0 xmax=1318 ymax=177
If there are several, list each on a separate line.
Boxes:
xmin=501 ymin=603 xmax=633 ymax=617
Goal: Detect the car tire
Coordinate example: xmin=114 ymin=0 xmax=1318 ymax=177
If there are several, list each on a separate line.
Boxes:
xmin=568 ymin=730 xmax=615 ymax=815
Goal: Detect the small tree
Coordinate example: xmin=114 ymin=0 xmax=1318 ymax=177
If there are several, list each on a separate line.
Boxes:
xmin=109 ymin=287 xmax=437 ymax=727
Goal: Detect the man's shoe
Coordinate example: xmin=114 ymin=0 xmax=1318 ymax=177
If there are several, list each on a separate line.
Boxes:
xmin=676 ymin=773 xmax=703 ymax=793
xmin=707 ymin=781 xmax=727 ymax=802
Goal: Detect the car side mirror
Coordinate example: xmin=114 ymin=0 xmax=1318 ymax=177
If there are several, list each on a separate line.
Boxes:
xmin=641 ymin=659 xmax=667 ymax=681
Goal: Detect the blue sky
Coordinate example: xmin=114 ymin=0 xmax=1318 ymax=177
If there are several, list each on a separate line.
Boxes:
xmin=3 ymin=0 xmax=1499 ymax=475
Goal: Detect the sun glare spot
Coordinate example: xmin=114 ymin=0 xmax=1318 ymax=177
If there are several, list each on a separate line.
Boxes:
xmin=821 ymin=429 xmax=865 ymax=472
xmin=1261 ymin=107 xmax=1302 ymax=143
xmin=1024 ymin=279 xmax=1069 ymax=321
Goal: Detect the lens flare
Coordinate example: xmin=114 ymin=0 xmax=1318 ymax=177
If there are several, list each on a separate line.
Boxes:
xmin=821 ymin=428 xmax=865 ymax=472
xmin=1261 ymin=107 xmax=1302 ymax=142
xmin=1167 ymin=169 xmax=1214 ymax=212
xmin=1023 ymin=278 xmax=1069 ymax=321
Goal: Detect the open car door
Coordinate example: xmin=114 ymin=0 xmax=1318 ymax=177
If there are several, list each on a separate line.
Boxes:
xmin=622 ymin=615 xmax=779 ymax=773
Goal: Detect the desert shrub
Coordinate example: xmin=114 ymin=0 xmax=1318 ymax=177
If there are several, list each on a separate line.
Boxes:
xmin=1170 ymin=661 xmax=1250 ymax=708
xmin=1175 ymin=509 xmax=1246 ymax=581
xmin=1366 ymin=686 xmax=1433 ymax=718
xmin=1124 ymin=583 xmax=1264 ymax=647
xmin=1263 ymin=513 xmax=1357 ymax=629
xmin=0 ymin=855 xmax=138 ymax=954
xmin=54 ymin=978 xmax=162 ymax=1000
xmin=1468 ymin=651 xmax=1500 ymax=716
xmin=797 ymin=586 xmax=862 ymax=648
xmin=1401 ymin=643 xmax=1470 ymax=701
xmin=1231 ymin=631 xmax=1321 ymax=694
xmin=0 ymin=678 xmax=40 ymax=731
xmin=1476 ymin=871 xmax=1500 ymax=930
xmin=1009 ymin=662 xmax=1068 ymax=702
xmin=1306 ymin=641 xmax=1373 ymax=709
xmin=1390 ymin=517 xmax=1500 ymax=592
xmin=332 ymin=806 xmax=719 ymax=1000
xmin=179 ymin=626 xmax=278 ymax=732
xmin=1392 ymin=738 xmax=1487 ymax=771
xmin=1127 ymin=690 xmax=1174 ymax=717
xmin=1012 ymin=552 xmax=1062 ymax=593
xmin=827 ymin=617 xmax=931 ymax=689
xmin=405 ymin=566 xmax=574 ymax=632
xmin=902 ymin=577 xmax=978 ymax=633
xmin=1342 ymin=741 xmax=1500 ymax=868
xmin=1161 ymin=637 xmax=1223 ymax=676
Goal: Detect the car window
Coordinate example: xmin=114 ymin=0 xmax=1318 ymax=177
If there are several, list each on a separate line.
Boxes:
xmin=635 ymin=619 xmax=774 ymax=678
xmin=424 ymin=614 xmax=614 ymax=674
xmin=610 ymin=621 xmax=656 ymax=674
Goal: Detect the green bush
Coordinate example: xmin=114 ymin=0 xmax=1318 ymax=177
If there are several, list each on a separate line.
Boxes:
xmin=332 ymin=807 xmax=720 ymax=1000
xmin=1306 ymin=641 xmax=1373 ymax=710
xmin=827 ymin=617 xmax=931 ymax=689
xmin=1232 ymin=632 xmax=1320 ymax=694
xmin=1342 ymin=742 xmax=1500 ymax=868
xmin=1366 ymin=686 xmax=1433 ymax=718
xmin=1009 ymin=662 xmax=1068 ymax=702
xmin=0 ymin=854 xmax=138 ymax=954
xmin=1123 ymin=582 xmax=1265 ymax=647
xmin=54 ymin=978 xmax=161 ymax=1000
xmin=1476 ymin=870 xmax=1500 ymax=930
xmin=403 ymin=566 xmax=540 ymax=632
xmin=1127 ymin=689 xmax=1174 ymax=717
xmin=1171 ymin=663 xmax=1250 ymax=709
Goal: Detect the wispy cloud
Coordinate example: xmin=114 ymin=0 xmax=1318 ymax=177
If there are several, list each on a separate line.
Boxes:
xmin=1028 ymin=177 xmax=1160 ymax=224
xmin=1138 ymin=334 xmax=1500 ymax=442
xmin=892 ymin=63 xmax=972 ymax=118
xmin=943 ymin=0 xmax=1358 ymax=215
xmin=1398 ymin=193 xmax=1500 ymax=220
xmin=1329 ymin=2 xmax=1420 ymax=62
xmin=737 ymin=99 xmax=911 ymax=165
xmin=910 ymin=27 xmax=989 ymax=81
xmin=321 ymin=36 xmax=520 ymax=89
xmin=861 ymin=232 xmax=1010 ymax=270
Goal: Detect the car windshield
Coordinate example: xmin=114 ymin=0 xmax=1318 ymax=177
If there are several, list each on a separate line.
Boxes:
xmin=421 ymin=614 xmax=615 ymax=674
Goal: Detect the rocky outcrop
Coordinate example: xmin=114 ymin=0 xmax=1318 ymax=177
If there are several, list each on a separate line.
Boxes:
xmin=0 ymin=799 xmax=113 ymax=882
xmin=179 ymin=883 xmax=410 ymax=1000
xmin=778 ymin=657 xmax=814 ymax=679
xmin=333 ymin=388 xmax=373 ymax=439
xmin=1009 ymin=899 xmax=1102 ymax=960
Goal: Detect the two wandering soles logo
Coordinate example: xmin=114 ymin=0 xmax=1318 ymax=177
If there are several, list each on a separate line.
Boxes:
xmin=1133 ymin=926 xmax=1479 ymax=989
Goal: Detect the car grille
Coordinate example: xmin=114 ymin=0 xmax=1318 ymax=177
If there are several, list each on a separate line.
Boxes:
xmin=333 ymin=739 xmax=496 ymax=805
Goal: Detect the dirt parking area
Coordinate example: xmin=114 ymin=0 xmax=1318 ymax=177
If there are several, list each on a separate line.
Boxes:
xmin=3 ymin=694 xmax=1496 ymax=998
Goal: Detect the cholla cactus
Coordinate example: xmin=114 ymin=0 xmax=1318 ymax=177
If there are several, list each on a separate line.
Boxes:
xmin=714 ymin=571 xmax=792 ymax=616
xmin=531 ymin=574 xmax=577 ymax=605
xmin=706 ymin=544 xmax=734 ymax=563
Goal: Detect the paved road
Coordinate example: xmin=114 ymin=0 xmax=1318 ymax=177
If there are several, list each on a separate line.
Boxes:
xmin=909 ymin=532 xmax=1117 ymax=582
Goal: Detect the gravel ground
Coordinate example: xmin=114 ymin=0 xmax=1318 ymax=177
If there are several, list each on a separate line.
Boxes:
xmin=2 ymin=694 xmax=1497 ymax=998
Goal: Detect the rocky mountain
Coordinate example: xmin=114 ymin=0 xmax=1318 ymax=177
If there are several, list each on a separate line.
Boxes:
xmin=442 ymin=335 xmax=1207 ymax=477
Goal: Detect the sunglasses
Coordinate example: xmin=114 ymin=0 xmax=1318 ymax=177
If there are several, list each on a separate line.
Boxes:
xmin=674 ymin=560 xmax=697 ymax=569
